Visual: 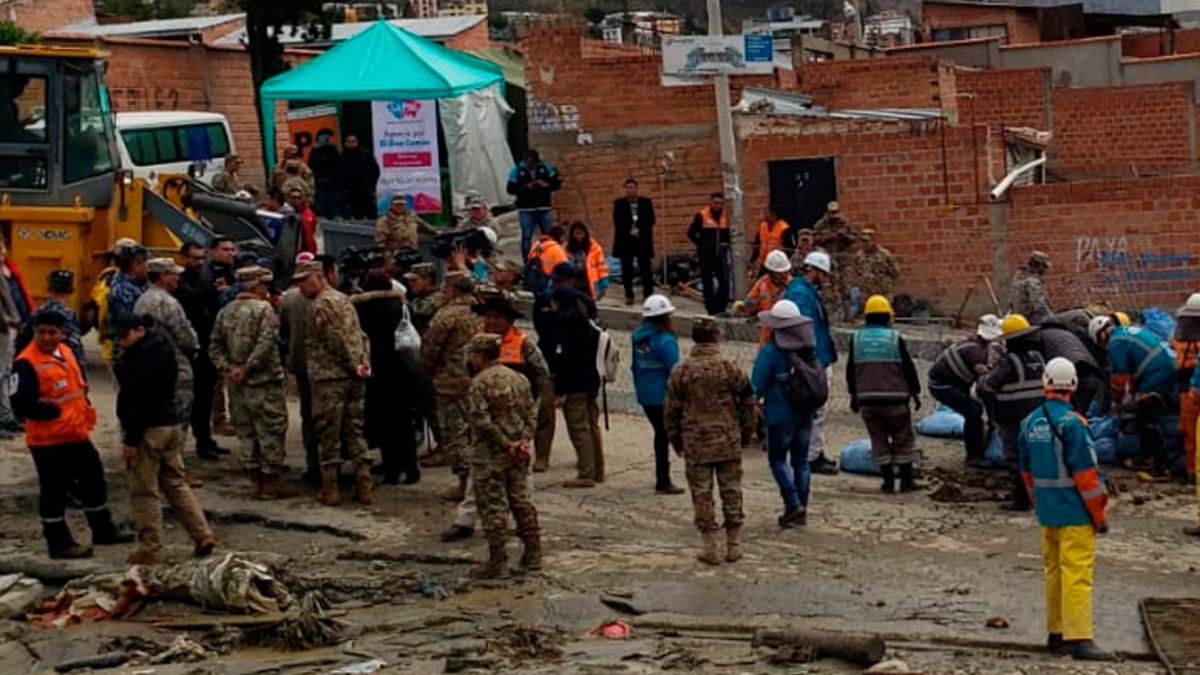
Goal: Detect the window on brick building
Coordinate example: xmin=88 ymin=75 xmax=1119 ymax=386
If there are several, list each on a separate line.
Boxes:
xmin=932 ymin=24 xmax=1007 ymax=42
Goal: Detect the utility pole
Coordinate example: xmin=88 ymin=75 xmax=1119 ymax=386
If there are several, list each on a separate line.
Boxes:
xmin=705 ymin=0 xmax=749 ymax=302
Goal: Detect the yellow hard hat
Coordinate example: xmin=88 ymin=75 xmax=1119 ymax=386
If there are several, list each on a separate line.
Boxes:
xmin=1001 ymin=313 xmax=1032 ymax=336
xmin=1113 ymin=311 xmax=1131 ymax=326
xmin=864 ymin=295 xmax=893 ymax=316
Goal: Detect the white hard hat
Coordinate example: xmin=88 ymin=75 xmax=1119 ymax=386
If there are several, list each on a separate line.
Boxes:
xmin=1087 ymin=315 xmax=1114 ymax=344
xmin=976 ymin=314 xmax=1003 ymax=340
xmin=803 ymin=251 xmax=832 ymax=274
xmin=1043 ymin=357 xmax=1079 ymax=392
xmin=1179 ymin=293 xmax=1200 ymax=317
xmin=481 ymin=227 xmax=498 ymax=247
xmin=642 ymin=294 xmax=677 ymax=318
xmin=759 ymin=298 xmax=810 ymax=330
xmin=765 ymin=250 xmax=791 ymax=274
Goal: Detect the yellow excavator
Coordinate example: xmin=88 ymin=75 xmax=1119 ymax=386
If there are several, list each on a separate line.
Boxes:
xmin=0 ymin=44 xmax=298 ymax=353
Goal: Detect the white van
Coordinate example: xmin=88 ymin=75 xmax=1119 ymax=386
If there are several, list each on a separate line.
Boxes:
xmin=114 ymin=111 xmax=235 ymax=187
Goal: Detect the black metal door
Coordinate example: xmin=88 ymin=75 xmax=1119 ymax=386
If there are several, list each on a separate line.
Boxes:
xmin=767 ymin=157 xmax=837 ymax=231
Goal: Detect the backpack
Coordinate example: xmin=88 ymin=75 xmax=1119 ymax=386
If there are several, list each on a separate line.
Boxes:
xmin=783 ymin=349 xmax=829 ymax=412
xmin=592 ymin=320 xmax=620 ymax=383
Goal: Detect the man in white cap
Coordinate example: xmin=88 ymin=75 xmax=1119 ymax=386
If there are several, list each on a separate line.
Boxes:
xmin=928 ymin=314 xmax=1004 ymax=468
xmin=785 ymin=251 xmax=838 ymax=474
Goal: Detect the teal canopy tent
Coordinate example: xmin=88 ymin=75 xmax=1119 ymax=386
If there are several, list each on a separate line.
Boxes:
xmin=259 ymin=19 xmax=505 ymax=167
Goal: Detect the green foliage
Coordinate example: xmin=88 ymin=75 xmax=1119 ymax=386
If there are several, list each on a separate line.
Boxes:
xmin=0 ymin=20 xmax=39 ymax=46
xmin=100 ymin=0 xmax=187 ymax=20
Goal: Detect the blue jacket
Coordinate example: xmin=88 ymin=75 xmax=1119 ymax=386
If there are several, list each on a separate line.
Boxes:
xmin=1108 ymin=325 xmax=1176 ymax=399
xmin=630 ymin=322 xmax=679 ymax=406
xmin=752 ymin=341 xmax=806 ymax=426
xmin=1018 ymin=398 xmax=1108 ymax=529
xmin=785 ymin=276 xmax=836 ymax=367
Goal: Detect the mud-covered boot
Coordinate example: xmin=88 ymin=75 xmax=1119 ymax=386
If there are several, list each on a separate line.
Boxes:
xmin=725 ymin=527 xmax=743 ymax=563
xmin=353 ymin=464 xmax=375 ymax=506
xmin=471 ymin=544 xmax=510 ymax=579
xmin=44 ymin=521 xmax=92 ymax=559
xmin=86 ymin=509 xmax=135 ymax=545
xmin=1067 ymin=640 xmax=1114 ymax=662
xmin=519 ymin=537 xmax=542 ymax=572
xmin=260 ymin=472 xmax=300 ymax=500
xmin=696 ymin=530 xmax=721 ymax=566
xmin=880 ymin=464 xmax=896 ymax=494
xmin=318 ymin=467 xmax=342 ymax=506
xmin=1001 ymin=472 xmax=1032 ymax=511
xmin=898 ymin=463 xmax=923 ymax=493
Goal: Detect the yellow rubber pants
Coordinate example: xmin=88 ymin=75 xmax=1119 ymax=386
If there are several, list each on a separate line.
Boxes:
xmin=1042 ymin=525 xmax=1096 ymax=641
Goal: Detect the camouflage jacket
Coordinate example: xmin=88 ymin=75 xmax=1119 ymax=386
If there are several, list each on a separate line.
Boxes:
xmin=211 ymin=170 xmax=240 ymax=195
xmin=107 ymin=272 xmax=147 ymax=361
xmin=210 ymin=294 xmax=285 ymax=387
xmin=1011 ymin=269 xmax=1051 ymax=322
xmin=665 ymin=343 xmax=756 ymax=464
xmin=813 ymin=214 xmax=856 ymax=253
xmin=410 ymin=291 xmax=446 ymax=336
xmin=306 ymin=287 xmax=369 ymax=382
xmin=468 ymin=362 xmax=537 ymax=465
xmin=134 ymin=284 xmax=198 ymax=383
xmin=375 ymin=211 xmax=434 ymax=252
xmin=419 ymin=296 xmax=483 ymax=395
xmin=273 ymin=162 xmax=314 ymax=195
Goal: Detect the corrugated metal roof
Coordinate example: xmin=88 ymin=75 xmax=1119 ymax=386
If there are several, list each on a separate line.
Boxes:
xmin=736 ymin=87 xmax=942 ymax=119
xmin=214 ymin=16 xmax=486 ymax=46
xmin=54 ymin=13 xmax=243 ymax=37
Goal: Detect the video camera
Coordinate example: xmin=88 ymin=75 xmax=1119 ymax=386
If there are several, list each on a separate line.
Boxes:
xmin=338 ymin=246 xmax=386 ymax=293
xmin=430 ymin=227 xmax=493 ymax=260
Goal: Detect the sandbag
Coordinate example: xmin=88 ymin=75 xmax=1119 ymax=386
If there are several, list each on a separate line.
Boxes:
xmin=838 ymin=439 xmax=880 ymax=476
xmin=915 ymin=404 xmax=965 ymax=438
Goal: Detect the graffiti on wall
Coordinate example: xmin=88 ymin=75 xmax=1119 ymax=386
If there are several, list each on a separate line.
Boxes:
xmin=529 ymin=96 xmax=580 ymax=133
xmin=110 ymin=87 xmax=180 ymax=111
xmin=1072 ymin=234 xmax=1200 ymax=302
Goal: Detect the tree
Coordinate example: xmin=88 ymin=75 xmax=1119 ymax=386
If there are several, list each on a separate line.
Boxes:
xmin=0 ymin=21 xmax=38 ymax=46
xmin=240 ymin=0 xmax=331 ymax=173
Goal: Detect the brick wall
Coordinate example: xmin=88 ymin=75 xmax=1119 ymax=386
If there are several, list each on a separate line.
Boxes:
xmin=1050 ymin=81 xmax=1195 ymax=178
xmin=922 ymin=2 xmax=1041 ymax=45
xmin=444 ymin=20 xmax=491 ymax=51
xmin=1123 ymin=28 xmax=1200 ymax=58
xmin=5 ymin=0 xmax=94 ymax=33
xmin=1007 ymin=175 xmax=1200 ymax=309
xmin=738 ymin=116 xmax=996 ymax=307
xmin=955 ymin=67 xmax=1049 ymax=129
xmin=798 ymin=57 xmax=953 ymax=111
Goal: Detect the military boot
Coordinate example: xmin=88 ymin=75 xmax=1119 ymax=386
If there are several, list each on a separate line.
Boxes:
xmin=44 ymin=521 xmax=92 ymax=559
xmin=725 ymin=526 xmax=743 ymax=563
xmin=318 ymin=468 xmax=342 ymax=506
xmin=1001 ymin=472 xmax=1032 ymax=512
xmin=353 ymin=465 xmax=375 ymax=506
xmin=519 ymin=537 xmax=542 ymax=572
xmin=696 ymin=530 xmax=722 ymax=566
xmin=898 ymin=463 xmax=923 ymax=493
xmin=260 ymin=472 xmax=300 ymax=500
xmin=471 ymin=544 xmax=510 ymax=580
xmin=438 ymin=475 xmax=467 ymax=502
xmin=247 ymin=469 xmax=264 ymax=500
xmin=880 ymin=464 xmax=896 ymax=494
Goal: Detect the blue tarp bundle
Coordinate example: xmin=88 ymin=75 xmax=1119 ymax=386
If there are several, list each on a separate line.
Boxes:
xmin=916 ymin=404 xmax=965 ymax=438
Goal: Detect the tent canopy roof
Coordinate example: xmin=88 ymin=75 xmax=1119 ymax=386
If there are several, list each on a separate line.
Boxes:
xmin=260 ymin=19 xmax=503 ymax=102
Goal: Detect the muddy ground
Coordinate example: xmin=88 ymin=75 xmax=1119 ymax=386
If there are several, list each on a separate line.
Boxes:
xmin=0 ymin=330 xmax=1193 ymax=675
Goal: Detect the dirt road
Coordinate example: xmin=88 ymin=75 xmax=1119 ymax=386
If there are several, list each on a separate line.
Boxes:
xmin=0 ymin=336 xmax=1190 ymax=674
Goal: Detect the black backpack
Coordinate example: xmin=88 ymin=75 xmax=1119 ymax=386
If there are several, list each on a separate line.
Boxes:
xmin=783 ymin=348 xmax=829 ymax=412
xmin=523 ymin=254 xmax=550 ymax=295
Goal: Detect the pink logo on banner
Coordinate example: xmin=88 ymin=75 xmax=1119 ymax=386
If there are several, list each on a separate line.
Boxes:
xmin=381 ymin=152 xmax=433 ymax=169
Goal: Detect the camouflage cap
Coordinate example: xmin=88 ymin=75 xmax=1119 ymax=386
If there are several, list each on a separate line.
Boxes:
xmin=469 ymin=332 xmax=503 ymax=354
xmin=148 ymin=257 xmax=184 ymax=275
xmin=860 ymin=228 xmax=877 ymax=238
xmin=795 ymin=228 xmax=814 ymax=237
xmin=693 ymin=316 xmax=720 ymax=331
xmin=291 ymin=260 xmax=323 ymax=281
xmin=445 ymin=270 xmax=476 ymax=292
xmin=403 ymin=262 xmax=436 ymax=281
xmin=488 ymin=255 xmax=524 ymax=275
xmin=464 ymin=192 xmax=487 ymax=209
xmin=113 ymin=237 xmax=138 ymax=252
xmin=237 ymin=265 xmax=273 ymax=284
xmin=1030 ymin=250 xmax=1051 ymax=267
xmin=827 ymin=201 xmax=840 ymax=213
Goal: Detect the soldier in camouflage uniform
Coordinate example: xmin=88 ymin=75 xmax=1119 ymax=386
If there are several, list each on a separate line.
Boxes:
xmin=375 ymin=195 xmax=437 ymax=256
xmin=1011 ymin=250 xmax=1053 ymax=324
xmin=665 ymin=316 xmax=756 ymax=566
xmin=210 ymin=267 xmax=296 ymax=500
xmin=420 ymin=272 xmax=484 ymax=500
xmin=404 ymin=263 xmax=445 ymax=336
xmin=465 ymin=333 xmax=540 ymax=579
xmin=135 ymin=259 xmax=198 ymax=428
xmin=295 ymin=260 xmax=374 ymax=507
xmin=855 ymin=228 xmax=899 ymax=301
xmin=811 ymin=202 xmax=865 ymax=321
xmin=107 ymin=243 xmax=149 ymax=364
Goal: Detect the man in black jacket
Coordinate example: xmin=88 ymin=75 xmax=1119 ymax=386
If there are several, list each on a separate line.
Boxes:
xmin=612 ymin=178 xmax=656 ymax=305
xmin=114 ymin=313 xmax=215 ymax=566
xmin=174 ymin=241 xmax=230 ymax=460
xmin=308 ymin=133 xmax=344 ymax=218
xmin=688 ymin=193 xmax=732 ymax=316
xmin=341 ymin=134 xmax=381 ymax=220
xmin=507 ymin=149 xmax=562 ymax=260
xmin=545 ymin=286 xmax=603 ymax=489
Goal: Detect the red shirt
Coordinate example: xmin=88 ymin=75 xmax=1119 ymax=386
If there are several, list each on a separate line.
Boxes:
xmin=299 ymin=206 xmax=318 ymax=253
